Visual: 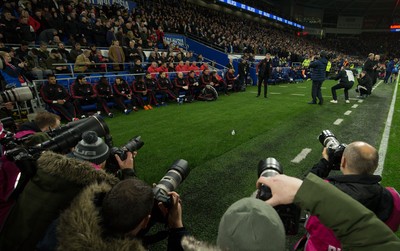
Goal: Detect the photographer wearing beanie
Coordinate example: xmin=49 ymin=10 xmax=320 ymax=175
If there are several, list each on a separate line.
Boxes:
xmin=0 ymin=139 xmax=119 ymax=251
xmin=70 ymin=131 xmax=111 ymax=168
xmin=54 ymin=131 xmax=188 ymax=251
xmin=57 ymin=161 xmax=187 ymax=250
xmin=70 ymin=131 xmax=136 ymax=180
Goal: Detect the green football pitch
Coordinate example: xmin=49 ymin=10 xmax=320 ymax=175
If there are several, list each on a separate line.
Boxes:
xmin=105 ymin=78 xmax=400 ymax=247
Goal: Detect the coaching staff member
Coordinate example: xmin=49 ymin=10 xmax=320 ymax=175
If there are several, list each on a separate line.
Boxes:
xmin=256 ymin=53 xmax=272 ymax=98
xmin=308 ymin=51 xmax=328 ymax=105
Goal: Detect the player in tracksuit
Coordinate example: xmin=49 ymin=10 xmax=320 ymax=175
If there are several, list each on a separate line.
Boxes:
xmin=225 ymin=68 xmax=238 ymax=92
xmin=174 ymin=72 xmax=189 ymax=97
xmin=144 ymin=72 xmax=160 ymax=105
xmin=132 ymin=76 xmax=156 ymax=110
xmin=157 ymin=71 xmax=177 ymax=103
xmin=40 ymin=74 xmax=77 ymax=121
xmin=187 ymin=70 xmax=201 ymax=97
xmin=112 ymin=77 xmax=135 ymax=114
xmin=94 ymin=77 xmax=114 ymax=118
xmin=70 ymin=75 xmax=105 ymax=117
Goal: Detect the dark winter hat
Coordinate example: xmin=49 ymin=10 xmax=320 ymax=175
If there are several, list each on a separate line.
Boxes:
xmin=76 ymin=74 xmax=86 ymax=81
xmin=320 ymin=50 xmax=328 ymax=58
xmin=217 ymin=197 xmax=285 ymax=251
xmin=73 ymin=131 xmax=110 ymax=165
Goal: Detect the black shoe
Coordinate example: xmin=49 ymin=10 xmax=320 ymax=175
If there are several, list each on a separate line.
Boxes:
xmin=308 ymin=101 xmax=317 ymax=104
xmin=318 ymin=101 xmax=323 ymax=105
xmin=256 ymin=95 xmax=260 ymax=97
xmin=264 ymin=96 xmax=267 ymax=98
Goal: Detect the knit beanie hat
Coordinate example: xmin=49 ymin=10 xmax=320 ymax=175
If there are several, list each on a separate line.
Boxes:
xmin=73 ymin=131 xmax=110 ymax=165
xmin=217 ymin=197 xmax=285 ymax=251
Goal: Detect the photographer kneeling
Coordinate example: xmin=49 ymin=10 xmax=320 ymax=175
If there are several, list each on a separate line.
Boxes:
xmin=329 ymin=66 xmax=355 ymax=104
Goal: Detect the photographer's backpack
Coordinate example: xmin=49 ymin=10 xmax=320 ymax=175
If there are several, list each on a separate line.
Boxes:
xmin=293 ymin=187 xmax=400 ymax=251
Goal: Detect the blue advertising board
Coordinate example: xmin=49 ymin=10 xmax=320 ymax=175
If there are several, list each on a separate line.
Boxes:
xmin=217 ymin=0 xmax=304 ymax=29
xmin=163 ymin=33 xmax=187 ymax=48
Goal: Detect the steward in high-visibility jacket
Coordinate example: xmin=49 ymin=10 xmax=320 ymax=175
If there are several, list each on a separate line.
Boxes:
xmin=326 ymin=61 xmax=332 ymax=77
xmin=302 ymin=58 xmax=311 ymax=68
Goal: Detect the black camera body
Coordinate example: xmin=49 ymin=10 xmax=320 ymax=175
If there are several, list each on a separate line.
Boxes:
xmin=153 ymin=159 xmax=190 ymax=208
xmin=256 ymin=157 xmax=301 ymax=235
xmin=111 ymin=136 xmax=144 ymax=160
xmin=318 ymin=130 xmax=347 ymax=170
xmin=139 ymin=159 xmax=190 ymax=242
xmin=105 ymin=136 xmax=144 ymax=174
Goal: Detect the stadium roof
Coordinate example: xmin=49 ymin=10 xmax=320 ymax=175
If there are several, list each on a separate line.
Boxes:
xmin=295 ymin=0 xmax=400 ymax=17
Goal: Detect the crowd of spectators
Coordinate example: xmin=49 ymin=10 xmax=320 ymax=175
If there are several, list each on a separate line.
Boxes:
xmin=0 ymin=0 xmax=394 ymax=69
xmin=1 ymin=0 xmax=398 ymax=123
xmin=0 ymin=0 xmax=396 ymax=87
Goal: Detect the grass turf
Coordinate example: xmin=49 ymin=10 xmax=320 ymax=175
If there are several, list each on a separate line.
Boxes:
xmin=104 ymin=79 xmax=399 ymax=247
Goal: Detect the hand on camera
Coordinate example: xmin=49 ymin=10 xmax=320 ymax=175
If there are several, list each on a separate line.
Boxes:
xmin=322 ymin=148 xmax=329 ymax=161
xmin=157 ymin=191 xmax=183 ymax=229
xmin=115 ymin=151 xmax=137 ymax=170
xmin=256 ymin=175 xmax=303 ymax=207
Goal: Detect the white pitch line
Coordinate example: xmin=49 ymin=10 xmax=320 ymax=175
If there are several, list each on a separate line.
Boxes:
xmin=358 ymin=99 xmax=364 ymax=103
xmin=375 ymin=76 xmax=399 ymax=175
xmin=291 ymin=148 xmax=312 ymax=163
xmin=279 ymin=86 xmax=288 ymax=88
xmin=372 ymin=80 xmax=383 ymax=91
xmin=270 ymin=92 xmax=281 ymax=95
xmin=291 ymin=94 xmax=305 ymax=96
xmin=297 ymin=86 xmax=307 ymax=89
xmin=333 ymin=118 xmax=343 ymax=125
xmin=344 ymin=110 xmax=352 ymax=115
xmin=351 ymin=104 xmax=358 ymax=108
